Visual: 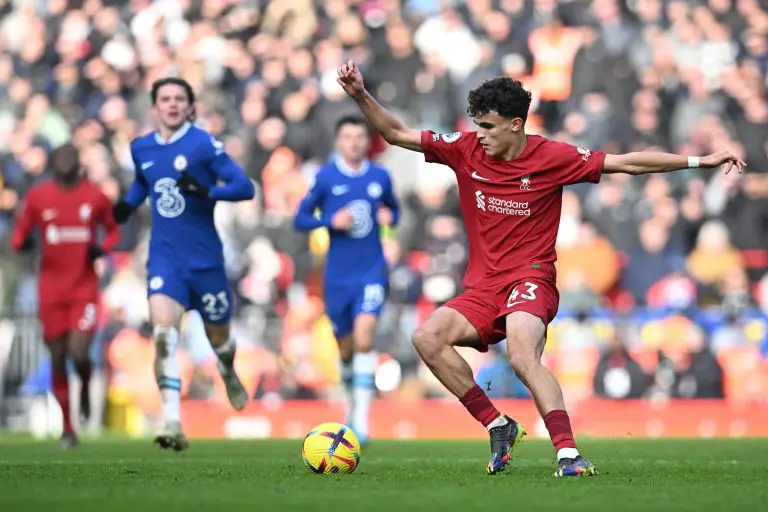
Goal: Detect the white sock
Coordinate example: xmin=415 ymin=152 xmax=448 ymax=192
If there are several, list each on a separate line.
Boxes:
xmin=154 ymin=325 xmax=181 ymax=425
xmin=557 ymin=447 xmax=580 ymax=461
xmin=486 ymin=415 xmax=509 ymax=431
xmin=182 ymin=310 xmax=213 ymax=364
xmin=352 ymin=351 xmax=377 ymax=439
xmin=340 ymin=359 xmax=354 ymax=411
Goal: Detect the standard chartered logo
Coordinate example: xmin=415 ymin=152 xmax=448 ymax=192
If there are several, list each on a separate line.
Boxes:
xmin=475 ymin=190 xmax=530 ymax=217
xmin=45 ymin=224 xmax=91 ymax=244
xmin=475 ymin=190 xmax=486 ymax=211
xmin=488 ymin=197 xmax=531 ymax=216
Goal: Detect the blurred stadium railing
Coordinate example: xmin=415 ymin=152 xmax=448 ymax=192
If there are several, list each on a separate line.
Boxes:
xmin=2 ymin=305 xmax=767 ymax=439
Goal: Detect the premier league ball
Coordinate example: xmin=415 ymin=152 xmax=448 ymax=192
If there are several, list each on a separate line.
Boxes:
xmin=302 ymin=422 xmax=361 ymax=474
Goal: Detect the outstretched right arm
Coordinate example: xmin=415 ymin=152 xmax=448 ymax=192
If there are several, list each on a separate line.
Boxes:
xmin=293 ymin=174 xmax=331 ymax=232
xmin=113 ymin=148 xmax=149 ymax=224
xmin=123 ymin=172 xmax=149 ymax=208
xmin=338 ymin=61 xmax=422 ymax=152
xmin=293 ymin=174 xmax=353 ymax=233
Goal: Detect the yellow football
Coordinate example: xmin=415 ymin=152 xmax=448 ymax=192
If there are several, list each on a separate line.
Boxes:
xmin=302 ymin=422 xmax=361 ymax=474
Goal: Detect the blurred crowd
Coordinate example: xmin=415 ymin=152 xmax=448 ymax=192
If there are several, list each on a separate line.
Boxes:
xmin=1 ymin=0 xmax=768 ymax=412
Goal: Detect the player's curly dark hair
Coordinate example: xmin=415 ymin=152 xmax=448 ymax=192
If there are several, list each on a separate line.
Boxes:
xmin=467 ymin=77 xmax=532 ymax=121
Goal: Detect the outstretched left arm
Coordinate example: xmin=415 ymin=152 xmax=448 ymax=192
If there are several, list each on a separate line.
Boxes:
xmin=603 ymin=151 xmax=746 ymax=176
xmin=207 ymin=138 xmax=256 ymax=201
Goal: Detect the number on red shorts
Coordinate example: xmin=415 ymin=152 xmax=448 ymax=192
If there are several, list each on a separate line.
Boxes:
xmin=78 ymin=303 xmax=97 ymax=330
xmin=506 ymin=282 xmax=538 ymax=307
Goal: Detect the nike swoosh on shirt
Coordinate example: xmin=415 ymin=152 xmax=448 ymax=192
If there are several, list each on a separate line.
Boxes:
xmin=471 ymin=171 xmax=491 ymax=181
xmin=141 ymin=161 xmax=154 ymax=170
xmin=332 ymin=186 xmax=349 ymax=195
xmin=506 ymin=301 xmax=525 ymax=308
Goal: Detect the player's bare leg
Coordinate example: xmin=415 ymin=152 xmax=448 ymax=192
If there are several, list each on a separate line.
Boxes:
xmin=411 ymin=308 xmax=479 ymax=395
xmin=48 ymin=337 xmax=78 ymax=448
xmin=67 ymin=331 xmax=93 ymax=427
xmin=350 ymin=313 xmax=378 ymax=444
xmin=205 ymin=322 xmax=248 ymax=411
xmin=149 ymin=295 xmax=188 ymax=451
xmin=505 ymin=312 xmax=563 ymax=413
xmin=412 ymin=307 xmax=525 ymax=474
xmin=505 ymin=311 xmax=596 ymax=477
xmin=336 ymin=334 xmax=354 ymax=425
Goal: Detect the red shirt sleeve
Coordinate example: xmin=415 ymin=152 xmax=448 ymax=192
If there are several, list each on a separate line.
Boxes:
xmin=546 ymin=141 xmax=605 ymax=186
xmin=420 ymin=131 xmax=470 ymax=169
xmin=95 ymin=188 xmax=121 ymax=252
xmin=11 ymin=190 xmax=38 ymax=252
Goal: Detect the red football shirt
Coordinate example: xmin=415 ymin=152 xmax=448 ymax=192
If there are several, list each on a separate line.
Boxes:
xmin=11 ymin=179 xmax=121 ymax=305
xmin=420 ymin=131 xmax=605 ymax=290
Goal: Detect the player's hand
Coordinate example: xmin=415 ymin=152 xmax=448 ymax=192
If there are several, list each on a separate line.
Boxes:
xmin=177 ymin=173 xmax=210 ymax=198
xmin=112 ymin=201 xmax=134 ymax=225
xmin=88 ymin=246 xmax=104 ymax=261
xmin=700 ymin=151 xmax=746 ymax=175
xmin=377 ymin=207 xmax=394 ymax=226
xmin=337 ymin=60 xmax=365 ymax=98
xmin=331 ymin=207 xmax=355 ymax=230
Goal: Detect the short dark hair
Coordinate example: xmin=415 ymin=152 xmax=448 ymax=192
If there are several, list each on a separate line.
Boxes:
xmin=50 ymin=143 xmax=80 ymax=173
xmin=467 ymin=77 xmax=532 ymax=121
xmin=151 ymin=77 xmax=196 ymax=105
xmin=51 ymin=143 xmax=79 ymax=165
xmin=334 ymin=115 xmax=368 ymax=136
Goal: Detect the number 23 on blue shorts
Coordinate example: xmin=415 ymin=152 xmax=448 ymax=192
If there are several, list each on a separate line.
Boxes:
xmin=147 ymin=265 xmax=233 ymax=324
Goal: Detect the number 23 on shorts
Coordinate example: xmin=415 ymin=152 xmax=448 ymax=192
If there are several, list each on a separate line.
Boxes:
xmin=200 ymin=290 xmax=231 ymax=323
xmin=506 ymin=282 xmax=538 ymax=308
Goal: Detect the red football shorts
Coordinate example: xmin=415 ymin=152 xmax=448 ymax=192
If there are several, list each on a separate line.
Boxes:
xmin=443 ymin=277 xmax=559 ymax=351
xmin=39 ymin=300 xmax=99 ymax=341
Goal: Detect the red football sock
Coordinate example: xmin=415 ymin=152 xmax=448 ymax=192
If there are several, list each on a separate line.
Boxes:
xmin=459 ymin=384 xmax=501 ymax=427
xmin=544 ymin=409 xmax=577 ymax=451
xmin=53 ymin=370 xmax=74 ymax=434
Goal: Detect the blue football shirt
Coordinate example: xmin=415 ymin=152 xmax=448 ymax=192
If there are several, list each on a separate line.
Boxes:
xmin=125 ymin=122 xmax=255 ymax=270
xmin=294 ymin=156 xmax=400 ymax=284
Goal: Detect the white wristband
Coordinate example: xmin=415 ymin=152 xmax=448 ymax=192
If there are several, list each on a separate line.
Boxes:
xmin=688 ymin=156 xmax=700 ymax=168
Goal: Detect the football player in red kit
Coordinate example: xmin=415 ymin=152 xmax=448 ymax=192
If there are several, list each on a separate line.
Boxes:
xmin=338 ymin=61 xmax=745 ymax=477
xmin=11 ymin=144 xmax=121 ymax=448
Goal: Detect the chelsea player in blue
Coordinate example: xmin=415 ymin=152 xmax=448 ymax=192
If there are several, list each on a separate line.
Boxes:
xmin=112 ymin=78 xmax=255 ymax=451
xmin=294 ymin=116 xmax=400 ymax=443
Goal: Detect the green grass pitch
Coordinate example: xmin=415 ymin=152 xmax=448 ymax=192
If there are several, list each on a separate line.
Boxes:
xmin=1 ymin=437 xmax=767 ymax=511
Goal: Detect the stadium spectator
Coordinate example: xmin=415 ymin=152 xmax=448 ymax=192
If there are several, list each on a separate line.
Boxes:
xmin=686 ymin=220 xmax=744 ymax=301
xmin=651 ymin=324 xmax=725 ymax=399
xmin=623 ymin=219 xmax=685 ymax=305
xmin=592 ymin=328 xmax=649 ymax=399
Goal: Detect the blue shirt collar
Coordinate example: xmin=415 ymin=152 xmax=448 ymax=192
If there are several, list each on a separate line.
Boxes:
xmin=334 ymin=155 xmax=370 ymax=177
xmin=154 ymin=122 xmax=192 ymax=145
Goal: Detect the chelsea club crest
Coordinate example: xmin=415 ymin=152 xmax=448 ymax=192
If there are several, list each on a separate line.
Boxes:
xmin=367 ymin=182 xmax=382 ymax=199
xmin=174 ymin=155 xmax=188 ymax=171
